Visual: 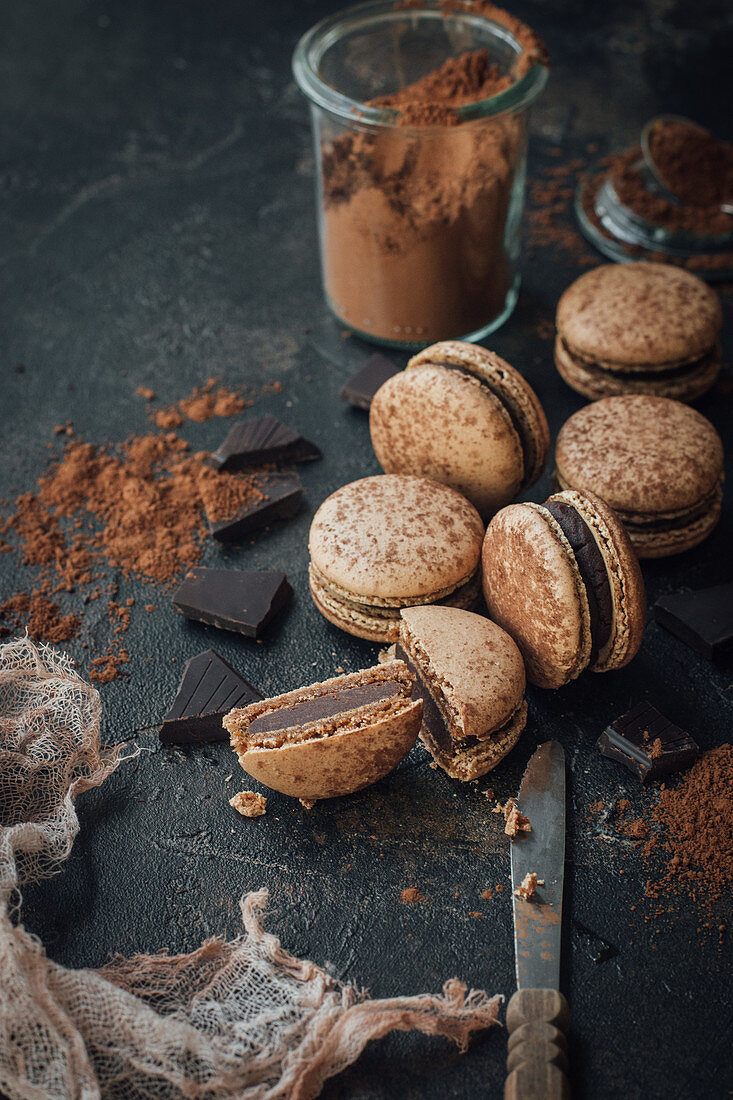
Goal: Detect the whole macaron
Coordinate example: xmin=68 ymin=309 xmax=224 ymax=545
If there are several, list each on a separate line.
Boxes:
xmin=308 ymin=475 xmax=484 ymax=643
xmin=369 ymin=341 xmax=549 ymax=518
xmin=397 ymin=606 xmax=527 ymax=781
xmin=555 ymin=263 xmax=722 ymax=402
xmin=482 ymin=489 xmax=646 ymax=689
xmin=555 ymin=395 xmax=724 ymax=557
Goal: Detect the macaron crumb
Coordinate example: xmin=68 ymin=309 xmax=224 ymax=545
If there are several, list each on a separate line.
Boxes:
xmin=229 ymin=791 xmax=267 ymax=818
xmin=514 ymin=872 xmax=544 ymax=900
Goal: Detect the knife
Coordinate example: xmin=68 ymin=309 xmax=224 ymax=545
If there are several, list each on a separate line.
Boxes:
xmin=505 ymin=741 xmax=570 ymax=1100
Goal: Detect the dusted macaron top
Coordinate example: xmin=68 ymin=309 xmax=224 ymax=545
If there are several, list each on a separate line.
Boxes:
xmin=399 ymin=606 xmax=525 ymax=738
xmin=555 ymin=396 xmax=724 ymax=515
xmin=309 ymin=475 xmax=484 ymax=601
xmin=557 ymin=263 xmax=722 ymax=367
xmin=369 ymin=341 xmax=549 ymax=518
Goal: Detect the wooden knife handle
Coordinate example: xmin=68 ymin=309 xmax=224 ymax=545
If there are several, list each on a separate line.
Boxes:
xmin=504 ymin=989 xmax=570 ymax=1100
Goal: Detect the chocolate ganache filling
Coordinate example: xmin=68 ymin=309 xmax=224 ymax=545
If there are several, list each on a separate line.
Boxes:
xmin=545 ymin=500 xmax=614 ymax=661
xmin=247 ymin=680 xmax=402 ymax=740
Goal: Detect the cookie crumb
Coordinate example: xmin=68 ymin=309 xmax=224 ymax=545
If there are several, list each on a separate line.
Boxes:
xmin=503 ymin=797 xmax=532 ymax=838
xmin=299 ymin=797 xmax=316 ymax=810
xmin=229 ymin=791 xmax=267 ymax=818
xmin=378 ymin=643 xmax=397 ymax=664
xmin=484 ymin=788 xmax=495 ymax=802
xmin=514 ymin=872 xmax=544 ymax=900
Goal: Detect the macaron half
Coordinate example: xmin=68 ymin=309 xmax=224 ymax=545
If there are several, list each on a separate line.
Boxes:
xmin=369 ymin=341 xmax=549 ymax=518
xmin=308 ymin=475 xmax=484 ymax=642
xmin=555 ymin=263 xmax=722 ymax=402
xmin=482 ymin=489 xmax=646 ymax=689
xmin=397 ymin=606 xmax=527 ymax=780
xmin=555 ymin=395 xmax=724 ymax=557
xmin=224 ymin=661 xmax=422 ymax=804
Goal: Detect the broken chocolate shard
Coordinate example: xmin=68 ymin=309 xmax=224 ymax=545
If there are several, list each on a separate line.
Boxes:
xmin=654 ymin=582 xmax=733 ymax=661
xmin=210 ymin=414 xmax=321 ymax=471
xmin=205 ymin=472 xmax=303 ymax=542
xmin=159 ymin=649 xmax=261 ymax=744
xmin=172 ymin=567 xmax=292 ymax=638
xmin=339 ymin=354 xmax=401 ymax=409
xmin=597 ymin=701 xmax=699 ymax=783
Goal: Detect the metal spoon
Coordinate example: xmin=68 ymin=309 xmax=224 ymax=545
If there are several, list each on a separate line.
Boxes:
xmin=640 ymin=113 xmax=733 ymax=215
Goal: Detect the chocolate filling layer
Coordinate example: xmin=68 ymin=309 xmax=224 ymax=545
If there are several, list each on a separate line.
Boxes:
xmin=560 ymin=338 xmax=717 ymax=381
xmin=247 ymin=680 xmax=402 ymax=739
xmin=433 ymin=362 xmax=531 ymax=485
xmin=545 ymin=500 xmax=613 ymax=661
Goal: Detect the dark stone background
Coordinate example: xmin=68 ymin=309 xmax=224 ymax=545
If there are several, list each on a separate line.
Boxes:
xmin=2 ymin=1 xmax=732 ymax=1096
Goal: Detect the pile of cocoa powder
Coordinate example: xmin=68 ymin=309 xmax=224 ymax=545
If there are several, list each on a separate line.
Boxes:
xmin=321 ymin=3 xmax=548 ymax=344
xmin=0 ymin=381 xmax=278 ymax=681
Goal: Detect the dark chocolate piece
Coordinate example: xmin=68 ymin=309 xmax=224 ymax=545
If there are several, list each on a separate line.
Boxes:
xmin=247 ymin=681 xmax=402 ymax=739
xmin=339 ymin=354 xmax=400 ymax=409
xmin=172 ymin=568 xmax=292 ymax=638
xmin=545 ymin=500 xmax=613 ymax=660
xmin=205 ymin=472 xmax=303 ymax=542
xmin=654 ymin=582 xmax=733 ymax=661
xmin=159 ymin=649 xmax=261 ymax=744
xmin=210 ymin=414 xmax=321 ymax=471
xmin=597 ymin=701 xmax=699 ymax=783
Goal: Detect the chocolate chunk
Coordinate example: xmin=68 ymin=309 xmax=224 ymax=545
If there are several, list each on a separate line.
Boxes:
xmin=205 ymin=472 xmax=303 ymax=541
xmin=339 ymin=354 xmax=400 ymax=409
xmin=159 ymin=649 xmax=261 ymax=744
xmin=248 ymin=680 xmax=402 ymax=739
xmin=654 ymin=582 xmax=733 ymax=661
xmin=172 ymin=568 xmax=292 ymax=638
xmin=545 ymin=500 xmax=613 ymax=660
xmin=210 ymin=415 xmax=321 ymax=471
xmin=597 ymin=701 xmax=699 ymax=783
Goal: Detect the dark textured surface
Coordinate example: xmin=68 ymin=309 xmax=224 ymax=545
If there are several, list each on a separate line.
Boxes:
xmin=2 ymin=1 xmax=732 ymax=1097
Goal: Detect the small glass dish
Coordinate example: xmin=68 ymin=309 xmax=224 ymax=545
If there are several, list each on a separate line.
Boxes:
xmin=293 ymin=1 xmax=548 ymax=349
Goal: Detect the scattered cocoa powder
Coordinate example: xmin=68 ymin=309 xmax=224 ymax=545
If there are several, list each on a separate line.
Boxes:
xmin=197 ymin=467 xmax=269 ymax=524
xmin=525 ymin=155 xmax=596 ymax=266
xmin=400 ymin=887 xmax=424 ymax=904
xmin=0 ymin=592 xmax=79 ymax=644
xmin=643 ymin=745 xmax=732 ymax=910
xmin=481 ymin=888 xmax=494 ymax=901
xmin=136 ymin=386 xmax=156 ymax=401
xmin=147 ymin=378 xmax=252 ymax=429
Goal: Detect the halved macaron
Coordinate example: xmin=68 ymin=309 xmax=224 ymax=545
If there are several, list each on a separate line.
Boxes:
xmin=482 ymin=490 xmax=646 ymax=689
xmin=308 ymin=475 xmax=484 ymax=642
xmin=397 ymin=606 xmax=527 ymax=780
xmin=224 ymin=661 xmax=422 ymax=804
xmin=369 ymin=341 xmax=549 ymax=518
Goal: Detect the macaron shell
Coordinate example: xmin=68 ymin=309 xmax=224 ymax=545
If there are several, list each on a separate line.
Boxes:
xmin=419 ymin=701 xmax=527 ymax=781
xmin=309 ymin=475 xmax=484 ymax=601
xmin=482 ymin=504 xmax=592 ymax=689
xmin=618 ymin=486 xmax=723 ymax=559
xmin=554 ymin=334 xmax=721 ymax=403
xmin=235 ymin=702 xmax=422 ymax=801
xmin=309 ymin=564 xmax=482 ymax=643
xmin=556 ymin=263 xmax=722 ymax=367
xmin=399 ymin=605 xmax=526 ymax=736
xmin=370 ymin=363 xmax=523 ymax=517
xmin=555 ymin=396 xmax=724 ymax=516
xmin=546 ymin=489 xmax=646 ymax=672
xmin=408 ymin=341 xmax=550 ymax=491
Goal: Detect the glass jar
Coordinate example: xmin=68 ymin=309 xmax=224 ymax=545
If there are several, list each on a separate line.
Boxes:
xmin=293 ymin=1 xmax=548 ymax=349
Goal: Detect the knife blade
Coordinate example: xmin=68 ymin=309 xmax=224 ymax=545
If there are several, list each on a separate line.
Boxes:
xmin=505 ymin=741 xmax=571 ymax=1100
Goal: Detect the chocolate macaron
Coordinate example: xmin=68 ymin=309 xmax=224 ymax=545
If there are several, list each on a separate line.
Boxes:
xmin=482 ymin=489 xmax=646 ymax=689
xmin=369 ymin=341 xmax=549 ymax=518
xmin=225 ymin=661 xmax=422 ymax=804
xmin=555 ymin=263 xmax=722 ymax=402
xmin=397 ymin=607 xmax=527 ymax=781
xmin=555 ymin=396 xmax=724 ymax=557
xmin=308 ymin=475 xmax=484 ymax=642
